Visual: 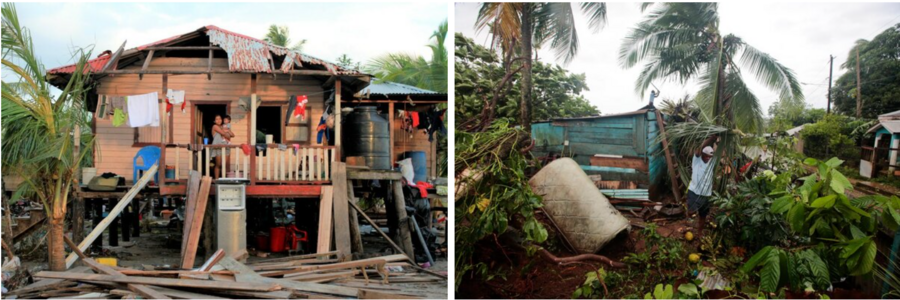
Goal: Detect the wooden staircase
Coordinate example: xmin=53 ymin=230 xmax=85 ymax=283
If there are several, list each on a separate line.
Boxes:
xmin=8 ymin=207 xmax=46 ymax=243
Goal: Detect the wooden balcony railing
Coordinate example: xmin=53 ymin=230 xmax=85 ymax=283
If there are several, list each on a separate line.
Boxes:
xmin=160 ymin=144 xmax=336 ymax=184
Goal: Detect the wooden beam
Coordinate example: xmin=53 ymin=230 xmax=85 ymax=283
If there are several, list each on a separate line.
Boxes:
xmin=139 ymin=50 xmax=154 ymax=80
xmin=217 ymin=256 xmax=360 ymax=297
xmin=96 ymin=69 xmax=359 ymax=76
xmin=334 ymin=80 xmax=341 ymax=156
xmin=392 ymin=181 xmax=416 ymax=260
xmin=317 ymin=186 xmax=334 ymax=254
xmin=181 ymin=176 xmax=212 ymax=269
xmin=144 ymin=46 xmax=222 ymax=50
xmin=33 ymin=272 xmax=280 ymax=292
xmin=207 ymin=43 xmax=213 ymax=80
xmin=65 ymin=164 xmax=158 ymax=268
xmin=100 ymin=40 xmax=127 ymax=73
xmin=347 ymin=170 xmax=402 ymax=180
xmin=322 ymin=76 xmax=337 ymax=89
xmin=388 ymin=101 xmax=395 ymax=165
xmin=347 ymin=199 xmax=413 ymax=263
xmin=199 ymin=249 xmax=226 ymax=272
xmin=331 ymin=163 xmax=351 ymax=261
xmin=149 ymin=286 xmax=227 ymax=299
xmin=357 ymin=289 xmax=421 ymax=299
xmin=347 ymin=180 xmax=364 ymax=257
xmin=160 ymin=184 xmax=323 ymax=197
xmin=63 ymin=236 xmax=171 ymax=300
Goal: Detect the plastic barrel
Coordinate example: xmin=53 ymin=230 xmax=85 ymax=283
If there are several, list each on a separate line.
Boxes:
xmin=269 ymin=227 xmax=286 ymax=253
xmin=528 ymin=158 xmax=630 ymax=253
xmin=402 ymin=151 xmax=428 ymax=183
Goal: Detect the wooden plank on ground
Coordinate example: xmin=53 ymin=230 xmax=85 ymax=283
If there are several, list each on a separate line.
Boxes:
xmin=8 ymin=267 xmax=91 ymax=295
xmin=590 ymin=155 xmax=649 ymax=172
xmin=199 ymin=249 xmax=225 ymax=271
xmin=65 ymin=164 xmax=158 ymax=268
xmin=357 ymin=289 xmax=422 ymax=299
xmin=33 ymin=272 xmax=280 ymax=292
xmin=181 ymin=176 xmax=212 ymax=269
xmin=217 ymin=256 xmax=360 ymax=297
xmin=63 ymin=235 xmax=170 ymax=300
xmin=261 ymin=257 xmax=387 ymax=277
xmin=331 ymin=162 xmax=351 ymax=261
xmin=317 ymin=186 xmax=334 ymax=254
xmin=149 ymin=286 xmax=227 ymax=299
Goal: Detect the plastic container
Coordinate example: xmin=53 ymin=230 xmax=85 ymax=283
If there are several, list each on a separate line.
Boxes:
xmin=402 ymin=151 xmax=428 ymax=183
xmin=256 ymin=234 xmax=270 ymax=252
xmin=528 ymin=158 xmax=630 ymax=253
xmin=82 ymin=168 xmax=97 ymax=186
xmin=165 ymin=166 xmax=175 ymax=179
xmin=269 ymin=227 xmax=286 ymax=253
xmin=96 ymin=257 xmax=117 ymax=267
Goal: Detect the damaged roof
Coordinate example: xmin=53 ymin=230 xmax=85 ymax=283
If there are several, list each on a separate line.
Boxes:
xmin=46 ymin=25 xmax=370 ymax=91
xmin=355 ymin=81 xmax=446 ymax=101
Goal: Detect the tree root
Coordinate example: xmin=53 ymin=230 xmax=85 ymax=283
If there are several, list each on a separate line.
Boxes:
xmin=537 ymin=247 xmax=626 ymax=268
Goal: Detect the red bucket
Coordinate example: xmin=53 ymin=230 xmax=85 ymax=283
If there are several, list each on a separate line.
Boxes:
xmin=255 ymin=234 xmax=270 ymax=252
xmin=269 ymin=227 xmax=286 ymax=253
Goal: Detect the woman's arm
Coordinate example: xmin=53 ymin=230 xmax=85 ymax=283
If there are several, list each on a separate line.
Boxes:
xmin=212 ymin=124 xmax=228 ymax=136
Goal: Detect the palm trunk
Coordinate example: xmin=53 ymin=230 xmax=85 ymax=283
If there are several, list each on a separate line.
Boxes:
xmin=48 ymin=216 xmax=65 ymax=270
xmin=520 ymin=4 xmax=534 ymax=134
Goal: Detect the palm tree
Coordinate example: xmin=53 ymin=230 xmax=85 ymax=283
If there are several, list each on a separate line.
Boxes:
xmin=365 ymin=20 xmax=448 ymax=92
xmin=336 ymin=54 xmax=360 ymax=70
xmin=2 ymin=3 xmax=95 ymax=270
xmin=620 ymin=3 xmax=803 ymax=134
xmin=475 ymin=3 xmax=608 ymax=132
xmin=263 ymin=25 xmax=306 ymax=51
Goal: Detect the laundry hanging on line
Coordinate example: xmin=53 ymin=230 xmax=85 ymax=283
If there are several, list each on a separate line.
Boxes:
xmin=165 ymin=89 xmax=187 ymax=114
xmin=284 ymin=94 xmax=309 ymax=126
xmin=126 ymin=91 xmax=160 ymax=128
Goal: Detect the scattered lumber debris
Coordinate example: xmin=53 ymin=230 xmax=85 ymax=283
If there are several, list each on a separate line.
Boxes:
xmin=12 ymin=244 xmax=443 ymax=299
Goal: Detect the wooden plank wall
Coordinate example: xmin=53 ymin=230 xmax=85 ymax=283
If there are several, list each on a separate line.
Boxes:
xmin=391 ymin=108 xmax=436 ymax=178
xmin=93 ymin=57 xmax=326 ymax=183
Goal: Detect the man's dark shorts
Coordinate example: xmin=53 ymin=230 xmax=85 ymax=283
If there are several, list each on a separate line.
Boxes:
xmin=687 ymin=190 xmax=710 ymax=218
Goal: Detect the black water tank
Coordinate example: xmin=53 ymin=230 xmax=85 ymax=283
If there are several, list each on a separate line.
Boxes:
xmin=343 ymin=106 xmax=391 ymax=170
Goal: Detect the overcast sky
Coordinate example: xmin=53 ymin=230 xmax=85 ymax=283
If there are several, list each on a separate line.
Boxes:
xmin=9 ymin=2 xmax=447 ymax=76
xmin=456 ymin=2 xmax=900 ymax=115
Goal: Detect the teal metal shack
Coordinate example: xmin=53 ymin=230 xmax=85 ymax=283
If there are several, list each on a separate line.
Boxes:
xmin=531 ymin=107 xmax=667 ymax=198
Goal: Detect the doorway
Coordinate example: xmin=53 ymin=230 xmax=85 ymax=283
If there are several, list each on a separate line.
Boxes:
xmin=193 ymin=104 xmax=228 ymax=174
xmin=256 ymin=106 xmax=282 ymax=144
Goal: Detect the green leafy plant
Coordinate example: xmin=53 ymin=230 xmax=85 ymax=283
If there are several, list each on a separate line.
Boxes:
xmin=644 ymin=283 xmax=674 ymax=299
xmin=454 ymin=121 xmax=547 ymax=290
xmin=573 ymin=268 xmax=608 ymax=298
xmin=742 ymin=157 xmax=900 ymax=293
xmin=623 ymin=224 xmax=686 ymax=274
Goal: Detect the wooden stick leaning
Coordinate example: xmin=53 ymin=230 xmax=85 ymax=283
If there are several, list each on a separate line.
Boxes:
xmin=65 ymin=164 xmax=158 ymax=268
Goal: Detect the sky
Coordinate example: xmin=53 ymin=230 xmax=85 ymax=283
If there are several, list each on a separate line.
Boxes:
xmin=455 ymin=2 xmax=900 ymax=115
xmin=8 ymin=2 xmax=448 ymax=76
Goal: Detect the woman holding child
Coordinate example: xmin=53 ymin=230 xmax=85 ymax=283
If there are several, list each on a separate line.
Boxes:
xmin=210 ymin=114 xmax=235 ymax=178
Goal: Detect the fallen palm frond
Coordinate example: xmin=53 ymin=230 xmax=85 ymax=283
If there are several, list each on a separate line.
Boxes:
xmin=455 ymin=120 xmax=547 ymax=291
xmin=656 ymin=122 xmax=746 ymax=195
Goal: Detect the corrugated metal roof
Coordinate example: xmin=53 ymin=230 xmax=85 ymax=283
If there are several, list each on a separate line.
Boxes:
xmin=868 ymin=120 xmax=900 ymax=134
xmin=46 ymin=52 xmax=111 ymax=74
xmin=48 ymin=25 xmax=360 ymax=75
xmin=879 ymin=109 xmax=900 ymax=121
xmin=548 ymin=109 xmax=649 ymax=122
xmin=358 ymin=81 xmax=444 ymax=96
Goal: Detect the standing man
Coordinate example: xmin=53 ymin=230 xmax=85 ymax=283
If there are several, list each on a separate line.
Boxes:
xmin=688 ymin=135 xmax=717 ymax=236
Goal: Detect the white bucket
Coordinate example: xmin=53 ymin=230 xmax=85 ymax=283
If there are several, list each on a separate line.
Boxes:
xmin=82 ymin=167 xmax=97 ymax=185
xmin=528 ymin=158 xmax=630 ymax=253
xmin=265 ymin=134 xmax=274 ymax=144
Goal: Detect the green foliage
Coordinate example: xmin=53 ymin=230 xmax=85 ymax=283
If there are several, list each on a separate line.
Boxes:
xmin=741 ymin=158 xmax=900 ymax=293
xmin=831 ymin=24 xmax=900 ymax=118
xmin=365 ymin=20 xmax=447 ymax=92
xmin=644 ymin=284 xmax=674 ymax=299
xmin=800 ymin=114 xmax=874 ymax=161
xmin=454 ymin=33 xmax=599 ymax=124
xmin=262 ymin=24 xmax=306 ymax=51
xmin=454 ymin=121 xmax=546 ymax=290
xmin=623 ymin=224 xmax=686 ymax=273
xmin=712 ymin=174 xmax=794 ymax=253
xmin=572 ymin=268 xmax=608 ymax=299
xmin=767 ymin=98 xmax=825 ymax=133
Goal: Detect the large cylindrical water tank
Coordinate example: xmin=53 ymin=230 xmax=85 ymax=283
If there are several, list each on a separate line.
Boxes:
xmin=528 ymin=158 xmax=630 ymax=253
xmin=343 ymin=106 xmax=391 ymax=170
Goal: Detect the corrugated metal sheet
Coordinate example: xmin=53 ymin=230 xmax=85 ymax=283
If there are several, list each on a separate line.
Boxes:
xmin=358 ymin=81 xmax=443 ymax=96
xmin=46 ymin=53 xmax=111 ymax=74
xmin=48 ymin=25 xmax=360 ymax=76
xmin=868 ymin=120 xmax=900 ymax=134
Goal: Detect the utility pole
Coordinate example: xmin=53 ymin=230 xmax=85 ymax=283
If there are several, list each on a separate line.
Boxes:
xmin=856 ymin=47 xmax=862 ymax=118
xmin=827 ymin=55 xmax=833 ymax=114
